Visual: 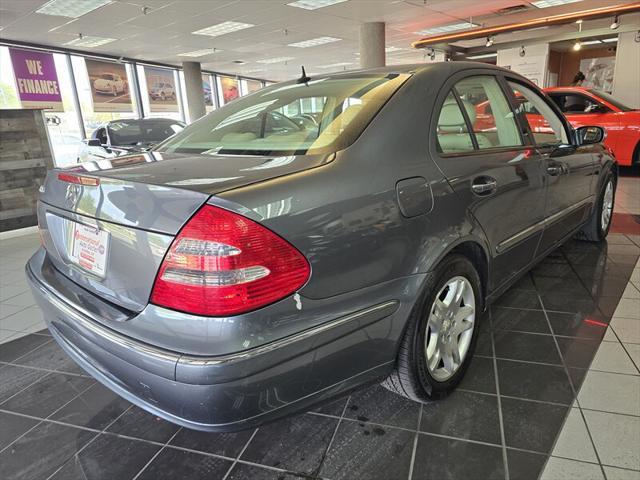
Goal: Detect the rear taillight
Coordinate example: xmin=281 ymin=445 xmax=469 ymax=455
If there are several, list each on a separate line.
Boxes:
xmin=150 ymin=205 xmax=310 ymax=316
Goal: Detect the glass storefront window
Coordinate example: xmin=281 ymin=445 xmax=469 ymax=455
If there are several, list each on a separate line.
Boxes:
xmin=239 ymin=78 xmax=264 ymax=96
xmin=138 ymin=64 xmax=184 ymax=122
xmin=0 ymin=47 xmax=20 ymax=109
xmin=72 ymin=56 xmax=138 ymax=139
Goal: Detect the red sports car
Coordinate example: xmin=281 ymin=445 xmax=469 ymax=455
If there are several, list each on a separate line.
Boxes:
xmin=544 ymin=87 xmax=639 ymax=166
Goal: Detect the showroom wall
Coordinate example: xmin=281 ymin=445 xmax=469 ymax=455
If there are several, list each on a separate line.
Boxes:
xmin=556 ymin=46 xmax=616 ymax=87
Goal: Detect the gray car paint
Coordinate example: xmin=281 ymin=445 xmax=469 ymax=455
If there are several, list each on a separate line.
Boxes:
xmin=27 ymin=62 xmax=616 ymax=431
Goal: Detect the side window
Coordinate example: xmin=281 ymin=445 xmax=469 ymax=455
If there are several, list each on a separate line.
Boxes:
xmin=453 ymin=75 xmax=522 ymax=150
xmin=508 ymin=82 xmax=568 ymax=145
xmin=552 ymin=94 xmax=603 ymax=114
xmin=436 ymin=92 xmax=474 ymax=154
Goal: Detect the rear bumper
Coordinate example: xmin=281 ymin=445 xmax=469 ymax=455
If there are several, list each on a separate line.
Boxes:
xmin=26 ymin=251 xmax=418 ymax=432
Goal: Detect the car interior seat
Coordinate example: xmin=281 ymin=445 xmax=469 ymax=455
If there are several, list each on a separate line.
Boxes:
xmin=438 ymin=100 xmax=492 ymax=152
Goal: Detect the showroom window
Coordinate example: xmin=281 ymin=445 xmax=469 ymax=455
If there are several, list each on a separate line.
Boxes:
xmin=139 ymin=64 xmax=184 ymax=122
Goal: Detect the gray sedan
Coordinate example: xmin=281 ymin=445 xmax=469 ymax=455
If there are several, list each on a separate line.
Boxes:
xmin=27 ymin=62 xmax=616 ymax=432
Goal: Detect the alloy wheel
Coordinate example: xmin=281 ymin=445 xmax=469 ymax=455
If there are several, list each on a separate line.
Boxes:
xmin=601 ymin=180 xmax=614 ymax=232
xmin=424 ymin=276 xmax=476 ymax=382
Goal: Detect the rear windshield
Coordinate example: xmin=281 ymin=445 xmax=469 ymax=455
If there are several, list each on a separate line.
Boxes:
xmin=157 ymin=73 xmax=410 ymax=156
xmin=590 ymin=90 xmax=634 ymax=112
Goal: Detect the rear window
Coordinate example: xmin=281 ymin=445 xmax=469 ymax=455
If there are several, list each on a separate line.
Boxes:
xmin=108 ymin=120 xmax=185 ymax=146
xmin=157 ymin=73 xmax=410 ymax=156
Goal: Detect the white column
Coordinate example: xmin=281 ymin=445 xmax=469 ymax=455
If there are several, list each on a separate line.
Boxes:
xmin=359 ymin=22 xmax=385 ymax=69
xmin=612 ymin=31 xmax=640 ymax=109
xmin=182 ymin=61 xmax=206 ymax=122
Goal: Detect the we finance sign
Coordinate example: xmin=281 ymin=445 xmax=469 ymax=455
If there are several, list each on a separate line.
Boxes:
xmin=10 ymin=48 xmax=63 ymax=111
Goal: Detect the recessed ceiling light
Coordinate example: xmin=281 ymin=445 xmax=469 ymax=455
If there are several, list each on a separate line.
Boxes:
xmin=288 ymin=36 xmax=341 ymax=48
xmin=319 ymin=62 xmax=353 ymax=68
xmin=193 ymin=21 xmax=254 ymax=37
xmin=178 ymin=49 xmax=218 ymax=57
xmin=385 ymin=46 xmax=403 ymax=53
xmin=467 ymin=53 xmax=498 ymax=59
xmin=572 ymin=40 xmax=582 ymax=51
xmin=256 ymin=56 xmax=295 ymax=64
xmin=64 ymin=35 xmax=116 ymax=47
xmin=531 ymin=0 xmax=582 ymax=9
xmin=580 ymin=40 xmax=602 ymax=46
xmin=37 ymin=0 xmax=111 ymax=18
xmin=416 ymin=22 xmax=479 ymax=36
xmin=287 ymin=0 xmax=348 ymax=10
xmin=601 ymin=37 xmax=618 ymax=43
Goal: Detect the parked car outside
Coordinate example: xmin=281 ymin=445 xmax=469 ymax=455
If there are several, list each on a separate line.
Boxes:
xmin=149 ymin=82 xmax=176 ymax=101
xmin=93 ymin=73 xmax=128 ymax=96
xmin=78 ymin=118 xmax=185 ymax=163
xmin=544 ymin=87 xmax=639 ymax=166
xmin=28 ymin=63 xmax=616 ymax=432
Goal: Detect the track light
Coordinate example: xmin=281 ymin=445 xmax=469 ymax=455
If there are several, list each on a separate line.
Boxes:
xmin=610 ymin=15 xmax=620 ymax=29
xmin=519 ymin=45 xmax=526 ymax=57
xmin=573 ymin=40 xmax=582 ymax=51
xmin=485 ymin=36 xmax=494 ymax=47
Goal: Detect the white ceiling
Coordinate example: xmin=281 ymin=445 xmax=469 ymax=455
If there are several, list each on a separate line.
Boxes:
xmin=0 ymin=0 xmax=634 ymax=80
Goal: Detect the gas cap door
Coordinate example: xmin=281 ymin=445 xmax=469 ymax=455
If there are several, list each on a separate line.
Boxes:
xmin=395 ymin=177 xmax=433 ymax=218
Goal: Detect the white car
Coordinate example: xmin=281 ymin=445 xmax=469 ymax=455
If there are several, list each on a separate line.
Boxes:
xmin=149 ymin=82 xmax=176 ymax=101
xmin=93 ymin=73 xmax=127 ymax=96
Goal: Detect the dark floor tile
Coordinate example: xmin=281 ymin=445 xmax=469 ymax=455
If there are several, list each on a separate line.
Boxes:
xmin=548 ymin=311 xmax=607 ymax=339
xmin=507 ymin=449 xmax=548 ymax=480
xmin=493 ymin=331 xmax=561 ymax=365
xmin=139 ymin=448 xmax=233 ymax=480
xmin=0 ymin=421 xmax=95 ymax=480
xmin=532 ymin=262 xmax=579 ymax=279
xmin=1 ymin=372 xmax=94 ymax=418
xmin=170 ymin=426 xmax=254 ymax=459
xmin=497 ymin=360 xmax=574 ymax=404
xmin=241 ymin=414 xmax=337 ymax=475
xmin=106 ymin=405 xmax=179 ymax=443
xmin=320 ymin=421 xmax=414 ymax=480
xmin=538 ymin=291 xmax=598 ymax=315
xmin=493 ymin=289 xmax=542 ymax=310
xmin=226 ymin=463 xmax=298 ymax=480
xmin=412 ymin=434 xmax=504 ymax=480
xmin=567 ymin=367 xmax=588 ymax=391
xmin=0 ymin=364 xmax=49 ymax=403
xmin=0 ymin=411 xmax=39 ymax=450
xmin=491 ymin=307 xmax=551 ymax=334
xmin=533 ymin=275 xmax=590 ymax=296
xmin=0 ymin=335 xmax=51 ymax=363
xmin=49 ymin=383 xmax=130 ymax=430
xmin=573 ymin=262 xmax=630 ymax=284
xmin=597 ymin=296 xmax=626 ymax=318
xmin=51 ymin=434 xmax=161 ymax=480
xmin=420 ymin=391 xmax=501 ymax=444
xmin=511 ymin=273 xmax=536 ymax=291
xmin=501 ymin=397 xmax=569 ymax=453
xmin=13 ymin=340 xmax=84 ymax=375
xmin=562 ymin=242 xmax=606 ymax=266
xmin=555 ymin=337 xmax=601 ymax=369
xmin=459 ymin=355 xmax=496 ymax=394
xmin=476 ymin=332 xmax=493 ymax=356
xmin=345 ymin=385 xmax=420 ymax=430
xmin=309 ymin=395 xmax=348 ymax=417
xmin=608 ymin=253 xmax=640 ymax=266
xmin=585 ymin=276 xmax=630 ymax=299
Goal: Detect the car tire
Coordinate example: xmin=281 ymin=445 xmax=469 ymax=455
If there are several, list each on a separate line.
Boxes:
xmin=382 ymin=254 xmax=482 ymax=401
xmin=578 ymin=171 xmax=616 ymax=242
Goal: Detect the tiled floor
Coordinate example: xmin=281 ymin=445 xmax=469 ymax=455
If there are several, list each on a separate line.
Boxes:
xmin=0 ymin=173 xmax=639 ymax=480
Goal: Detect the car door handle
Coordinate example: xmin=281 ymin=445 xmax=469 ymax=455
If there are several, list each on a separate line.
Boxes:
xmin=471 ymin=177 xmax=498 ymax=196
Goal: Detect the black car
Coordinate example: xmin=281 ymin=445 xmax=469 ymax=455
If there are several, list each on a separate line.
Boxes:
xmin=79 ymin=118 xmax=185 ymax=162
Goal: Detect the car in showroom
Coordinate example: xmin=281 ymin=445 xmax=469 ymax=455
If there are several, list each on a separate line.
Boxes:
xmin=93 ymin=73 xmax=128 ymax=96
xmin=27 ymin=62 xmax=616 ymax=432
xmin=149 ymin=81 xmax=176 ymax=101
xmin=78 ymin=118 xmax=185 ymax=163
xmin=545 ymin=87 xmax=640 ymax=166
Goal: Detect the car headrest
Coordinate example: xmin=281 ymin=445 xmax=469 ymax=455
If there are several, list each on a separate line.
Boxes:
xmin=439 ymin=99 xmax=476 ymax=133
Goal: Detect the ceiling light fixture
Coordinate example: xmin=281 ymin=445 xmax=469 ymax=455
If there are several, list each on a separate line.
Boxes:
xmin=256 ymin=56 xmax=295 ymax=64
xmin=519 ymin=45 xmax=526 ymax=57
xmin=192 ymin=21 xmax=254 ymax=37
xmin=415 ymin=22 xmax=479 ymax=36
xmin=288 ymin=36 xmax=341 ymax=48
xmin=531 ymin=0 xmax=582 ymax=9
xmin=601 ymin=37 xmax=618 ymax=43
xmin=64 ymin=35 xmax=116 ymax=47
xmin=287 ymin=0 xmax=348 ymax=10
xmin=485 ymin=36 xmax=494 ymax=47
xmin=610 ymin=15 xmax=620 ymax=29
xmin=572 ymin=39 xmax=582 ymax=51
xmin=37 ymin=0 xmax=112 ymax=18
xmin=580 ymin=39 xmax=602 ymax=45
xmin=178 ymin=49 xmax=218 ymax=57
xmin=467 ymin=52 xmax=498 ymax=59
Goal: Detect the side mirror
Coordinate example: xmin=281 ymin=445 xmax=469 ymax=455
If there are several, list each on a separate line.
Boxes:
xmin=85 ymin=138 xmax=102 ymax=147
xmin=576 ymin=126 xmax=605 ymax=146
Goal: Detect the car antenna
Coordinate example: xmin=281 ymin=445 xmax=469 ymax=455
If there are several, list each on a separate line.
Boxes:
xmin=297 ymin=66 xmax=311 ymax=84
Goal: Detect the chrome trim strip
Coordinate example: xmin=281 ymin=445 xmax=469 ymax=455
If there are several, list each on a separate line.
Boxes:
xmin=496 ymin=197 xmax=592 ymax=253
xmin=28 ymin=263 xmax=398 ymax=370
xmin=178 ymin=300 xmax=400 ymax=367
